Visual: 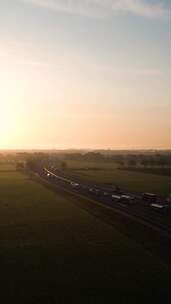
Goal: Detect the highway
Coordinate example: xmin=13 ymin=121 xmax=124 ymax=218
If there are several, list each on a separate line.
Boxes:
xmin=37 ymin=167 xmax=171 ymax=238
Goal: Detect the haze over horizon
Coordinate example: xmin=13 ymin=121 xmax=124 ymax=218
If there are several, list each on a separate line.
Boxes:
xmin=0 ymin=0 xmax=171 ymax=150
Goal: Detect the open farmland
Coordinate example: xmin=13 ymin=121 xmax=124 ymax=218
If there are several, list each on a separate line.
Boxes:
xmin=66 ymin=159 xmax=118 ymax=169
xmin=0 ymin=167 xmax=171 ymax=299
xmin=0 ymin=162 xmax=16 ymax=171
xmin=66 ymin=160 xmax=171 ymax=197
xmin=121 ymin=167 xmax=171 ymax=177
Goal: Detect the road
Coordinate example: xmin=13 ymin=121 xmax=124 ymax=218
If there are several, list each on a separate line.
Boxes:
xmin=36 ymin=167 xmax=171 ymax=238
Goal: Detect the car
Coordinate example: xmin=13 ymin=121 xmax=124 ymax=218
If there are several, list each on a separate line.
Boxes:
xmin=150 ymin=203 xmax=169 ymax=214
xmin=120 ymin=195 xmax=135 ymax=204
xmin=89 ymin=188 xmax=100 ymax=194
xmin=71 ymin=182 xmax=79 ymax=187
xmin=142 ymin=193 xmax=157 ymax=203
xmin=112 ymin=194 xmax=121 ymax=201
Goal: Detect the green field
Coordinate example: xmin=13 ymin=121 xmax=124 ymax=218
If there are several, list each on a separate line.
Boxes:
xmin=0 ymin=168 xmax=171 ymax=299
xmin=66 ymin=160 xmax=171 ymax=197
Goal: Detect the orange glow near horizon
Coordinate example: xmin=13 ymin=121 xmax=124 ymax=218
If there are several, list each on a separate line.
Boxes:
xmin=0 ymin=8 xmax=171 ymax=150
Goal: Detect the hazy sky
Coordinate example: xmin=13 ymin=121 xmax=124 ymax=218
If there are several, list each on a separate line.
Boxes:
xmin=0 ymin=0 xmax=171 ymax=149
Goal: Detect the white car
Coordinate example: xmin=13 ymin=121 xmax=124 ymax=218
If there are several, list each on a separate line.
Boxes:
xmin=112 ymin=194 xmax=121 ymax=200
xmin=121 ymin=195 xmax=131 ymax=200
xmin=71 ymin=182 xmax=79 ymax=187
xmin=120 ymin=195 xmax=135 ymax=204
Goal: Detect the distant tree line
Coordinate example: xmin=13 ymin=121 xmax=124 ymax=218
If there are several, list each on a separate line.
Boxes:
xmin=64 ymin=152 xmax=171 ymax=168
xmin=21 ymin=151 xmax=171 ymax=171
xmin=26 ymin=153 xmax=67 ymax=172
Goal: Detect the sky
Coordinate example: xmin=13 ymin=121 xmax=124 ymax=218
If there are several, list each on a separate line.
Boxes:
xmin=0 ymin=0 xmax=171 ymax=150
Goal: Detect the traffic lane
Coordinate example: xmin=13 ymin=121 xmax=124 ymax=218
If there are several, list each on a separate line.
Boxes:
xmin=39 ymin=170 xmax=171 ymax=235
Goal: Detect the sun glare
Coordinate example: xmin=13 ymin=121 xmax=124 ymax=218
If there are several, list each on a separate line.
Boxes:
xmin=0 ymin=60 xmax=21 ymax=148
xmin=0 ymin=78 xmax=18 ymax=148
xmin=0 ymin=103 xmax=15 ymax=148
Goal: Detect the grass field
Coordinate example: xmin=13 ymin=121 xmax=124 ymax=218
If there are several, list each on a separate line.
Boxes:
xmin=66 ymin=159 xmax=118 ymax=169
xmin=0 ymin=162 xmax=16 ymax=171
xmin=66 ymin=160 xmax=171 ymax=197
xmin=121 ymin=167 xmax=171 ymax=177
xmin=0 ymin=168 xmax=171 ymax=299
